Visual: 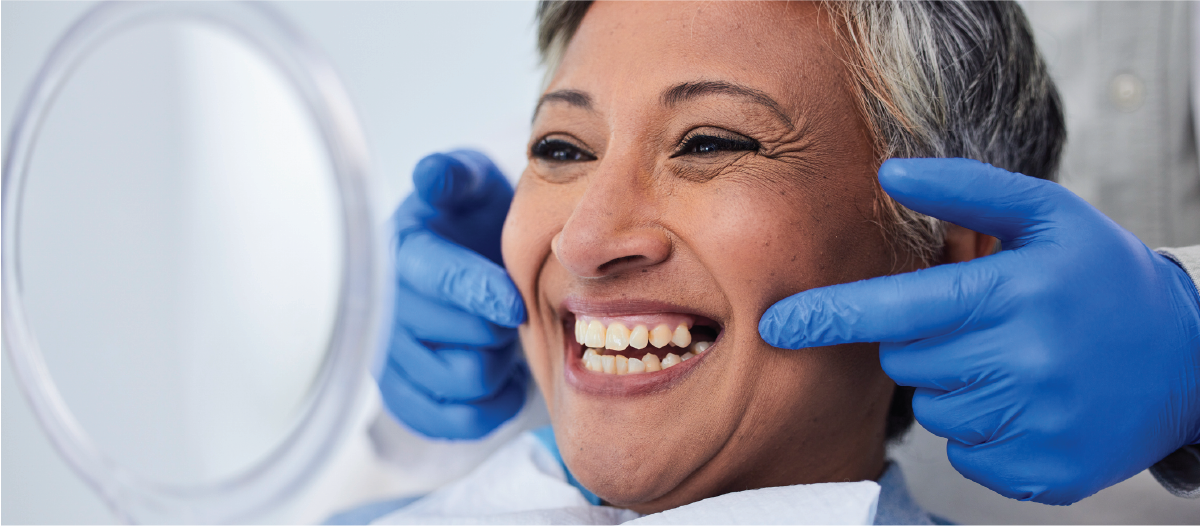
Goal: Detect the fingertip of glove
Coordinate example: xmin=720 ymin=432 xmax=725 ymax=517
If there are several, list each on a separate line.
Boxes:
xmin=879 ymin=157 xmax=992 ymax=187
xmin=414 ymin=153 xmax=481 ymax=210
xmin=877 ymin=158 xmax=930 ymax=201
xmin=878 ymin=158 xmax=942 ymax=193
xmin=474 ymin=264 xmax=527 ymax=328
xmin=488 ymin=292 xmax=527 ymax=328
xmin=758 ymin=303 xmax=803 ymax=349
xmin=757 ymin=308 xmax=779 ymax=342
xmin=878 ymin=158 xmax=913 ymax=179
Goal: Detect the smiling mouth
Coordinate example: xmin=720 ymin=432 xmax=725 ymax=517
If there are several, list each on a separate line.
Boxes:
xmin=567 ymin=315 xmax=720 ymax=375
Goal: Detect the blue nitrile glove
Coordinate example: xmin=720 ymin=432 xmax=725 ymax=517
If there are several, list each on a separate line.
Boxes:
xmin=380 ymin=149 xmax=528 ymax=439
xmin=760 ymin=158 xmax=1200 ymax=505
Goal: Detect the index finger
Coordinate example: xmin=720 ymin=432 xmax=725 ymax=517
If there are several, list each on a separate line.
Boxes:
xmin=879 ymin=158 xmax=1077 ymax=243
xmin=758 ymin=257 xmax=1005 ymax=349
xmin=396 ymin=229 xmax=526 ymax=328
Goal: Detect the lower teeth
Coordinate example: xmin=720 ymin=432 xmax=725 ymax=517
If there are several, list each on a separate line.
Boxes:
xmin=581 ymin=342 xmax=710 ymax=375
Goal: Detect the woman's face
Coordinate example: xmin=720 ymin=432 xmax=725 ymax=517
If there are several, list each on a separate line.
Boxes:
xmin=502 ymin=1 xmax=905 ymax=513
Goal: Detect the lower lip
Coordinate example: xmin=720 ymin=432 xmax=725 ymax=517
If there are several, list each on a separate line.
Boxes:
xmin=562 ymin=326 xmax=716 ymax=396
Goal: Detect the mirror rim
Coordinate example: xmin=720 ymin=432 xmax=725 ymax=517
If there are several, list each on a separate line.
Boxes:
xmin=1 ymin=2 xmax=390 ymax=522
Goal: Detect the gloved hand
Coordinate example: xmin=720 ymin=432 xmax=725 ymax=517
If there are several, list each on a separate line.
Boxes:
xmin=760 ymin=158 xmax=1200 ymax=505
xmin=379 ymin=149 xmax=528 ymax=439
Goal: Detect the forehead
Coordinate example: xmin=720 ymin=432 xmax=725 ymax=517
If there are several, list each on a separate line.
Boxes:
xmin=549 ymin=1 xmax=846 ymax=112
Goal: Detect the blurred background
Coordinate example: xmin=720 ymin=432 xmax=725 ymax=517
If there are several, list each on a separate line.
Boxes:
xmin=3 ymin=1 xmax=1198 ymax=524
xmin=2 ymin=2 xmax=545 ymax=523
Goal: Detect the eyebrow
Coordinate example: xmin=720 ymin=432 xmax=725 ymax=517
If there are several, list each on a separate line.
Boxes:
xmin=530 ymin=81 xmax=793 ymax=128
xmin=533 ymin=89 xmax=593 ymax=122
xmin=662 ymin=81 xmax=793 ymax=129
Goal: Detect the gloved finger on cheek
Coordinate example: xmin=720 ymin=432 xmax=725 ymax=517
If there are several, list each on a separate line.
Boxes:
xmin=378 ymin=364 xmax=527 ymax=440
xmin=396 ymin=230 xmax=525 ymax=328
xmin=388 ymin=326 xmax=520 ymax=402
xmin=393 ymin=282 xmax=518 ymax=347
xmin=761 ymin=263 xmax=995 ymax=350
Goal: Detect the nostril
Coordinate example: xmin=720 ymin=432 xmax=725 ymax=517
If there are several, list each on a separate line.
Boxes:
xmin=597 ymin=255 xmax=647 ymax=273
xmin=555 ymin=213 xmax=671 ymax=278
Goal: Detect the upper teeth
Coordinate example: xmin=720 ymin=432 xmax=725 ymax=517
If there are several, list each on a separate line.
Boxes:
xmin=672 ymin=325 xmax=691 ymax=348
xmin=575 ymin=319 xmax=697 ymax=351
xmin=606 ymin=323 xmax=630 ymax=350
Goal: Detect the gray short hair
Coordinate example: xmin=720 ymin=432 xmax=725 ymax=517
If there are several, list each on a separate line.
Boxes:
xmin=535 ymin=0 xmax=1065 ymax=268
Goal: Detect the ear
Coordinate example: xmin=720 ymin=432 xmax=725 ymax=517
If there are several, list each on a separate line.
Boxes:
xmin=941 ymin=223 xmax=998 ymax=264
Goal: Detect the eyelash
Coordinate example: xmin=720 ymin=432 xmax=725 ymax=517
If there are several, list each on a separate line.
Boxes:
xmin=530 ymin=132 xmax=760 ymax=162
xmin=530 ymin=138 xmax=596 ymax=162
xmin=671 ymin=132 xmax=760 ymax=158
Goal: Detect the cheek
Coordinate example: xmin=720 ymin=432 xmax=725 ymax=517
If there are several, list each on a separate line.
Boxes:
xmin=501 ymin=175 xmax=570 ymax=297
xmin=500 ymin=179 xmax=540 ymax=296
xmin=501 ymin=174 xmax=575 ymax=396
xmin=669 ymin=173 xmax=890 ymax=320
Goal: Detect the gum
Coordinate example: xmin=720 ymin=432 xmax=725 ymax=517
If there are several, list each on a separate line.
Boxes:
xmin=576 ymin=314 xmax=697 ymax=330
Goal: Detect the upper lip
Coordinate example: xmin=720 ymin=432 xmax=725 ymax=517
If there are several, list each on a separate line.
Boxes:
xmin=559 ymin=296 xmax=724 ymax=328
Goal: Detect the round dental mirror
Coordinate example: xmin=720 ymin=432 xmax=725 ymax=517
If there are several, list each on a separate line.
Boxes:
xmin=2 ymin=2 xmax=388 ymax=523
xmin=23 ymin=15 xmax=337 ymax=489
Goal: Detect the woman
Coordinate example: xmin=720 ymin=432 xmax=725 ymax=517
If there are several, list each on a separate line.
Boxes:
xmin=366 ymin=1 xmax=1063 ymax=523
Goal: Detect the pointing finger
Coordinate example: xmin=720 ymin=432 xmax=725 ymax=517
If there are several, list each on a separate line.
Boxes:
xmin=879 ymin=158 xmax=1078 ymax=242
xmin=759 ymin=258 xmax=1005 ymax=348
xmin=396 ymin=229 xmax=526 ymax=328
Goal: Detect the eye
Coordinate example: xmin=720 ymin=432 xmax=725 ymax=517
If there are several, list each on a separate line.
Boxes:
xmin=531 ymin=138 xmax=596 ymax=162
xmin=671 ymin=132 xmax=760 ymax=158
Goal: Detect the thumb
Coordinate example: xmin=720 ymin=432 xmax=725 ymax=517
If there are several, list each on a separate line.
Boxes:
xmin=879 ymin=158 xmax=1072 ymax=242
xmin=414 ymin=150 xmax=511 ymax=213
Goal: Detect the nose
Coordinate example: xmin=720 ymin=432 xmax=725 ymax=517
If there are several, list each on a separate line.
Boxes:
xmin=553 ymin=156 xmax=671 ymax=278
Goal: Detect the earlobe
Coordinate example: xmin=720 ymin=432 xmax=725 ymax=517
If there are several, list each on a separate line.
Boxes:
xmin=941 ymin=223 xmax=999 ymax=264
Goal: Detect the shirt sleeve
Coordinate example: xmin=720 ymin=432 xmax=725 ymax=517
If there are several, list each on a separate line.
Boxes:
xmin=1151 ymin=245 xmax=1200 ymax=498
